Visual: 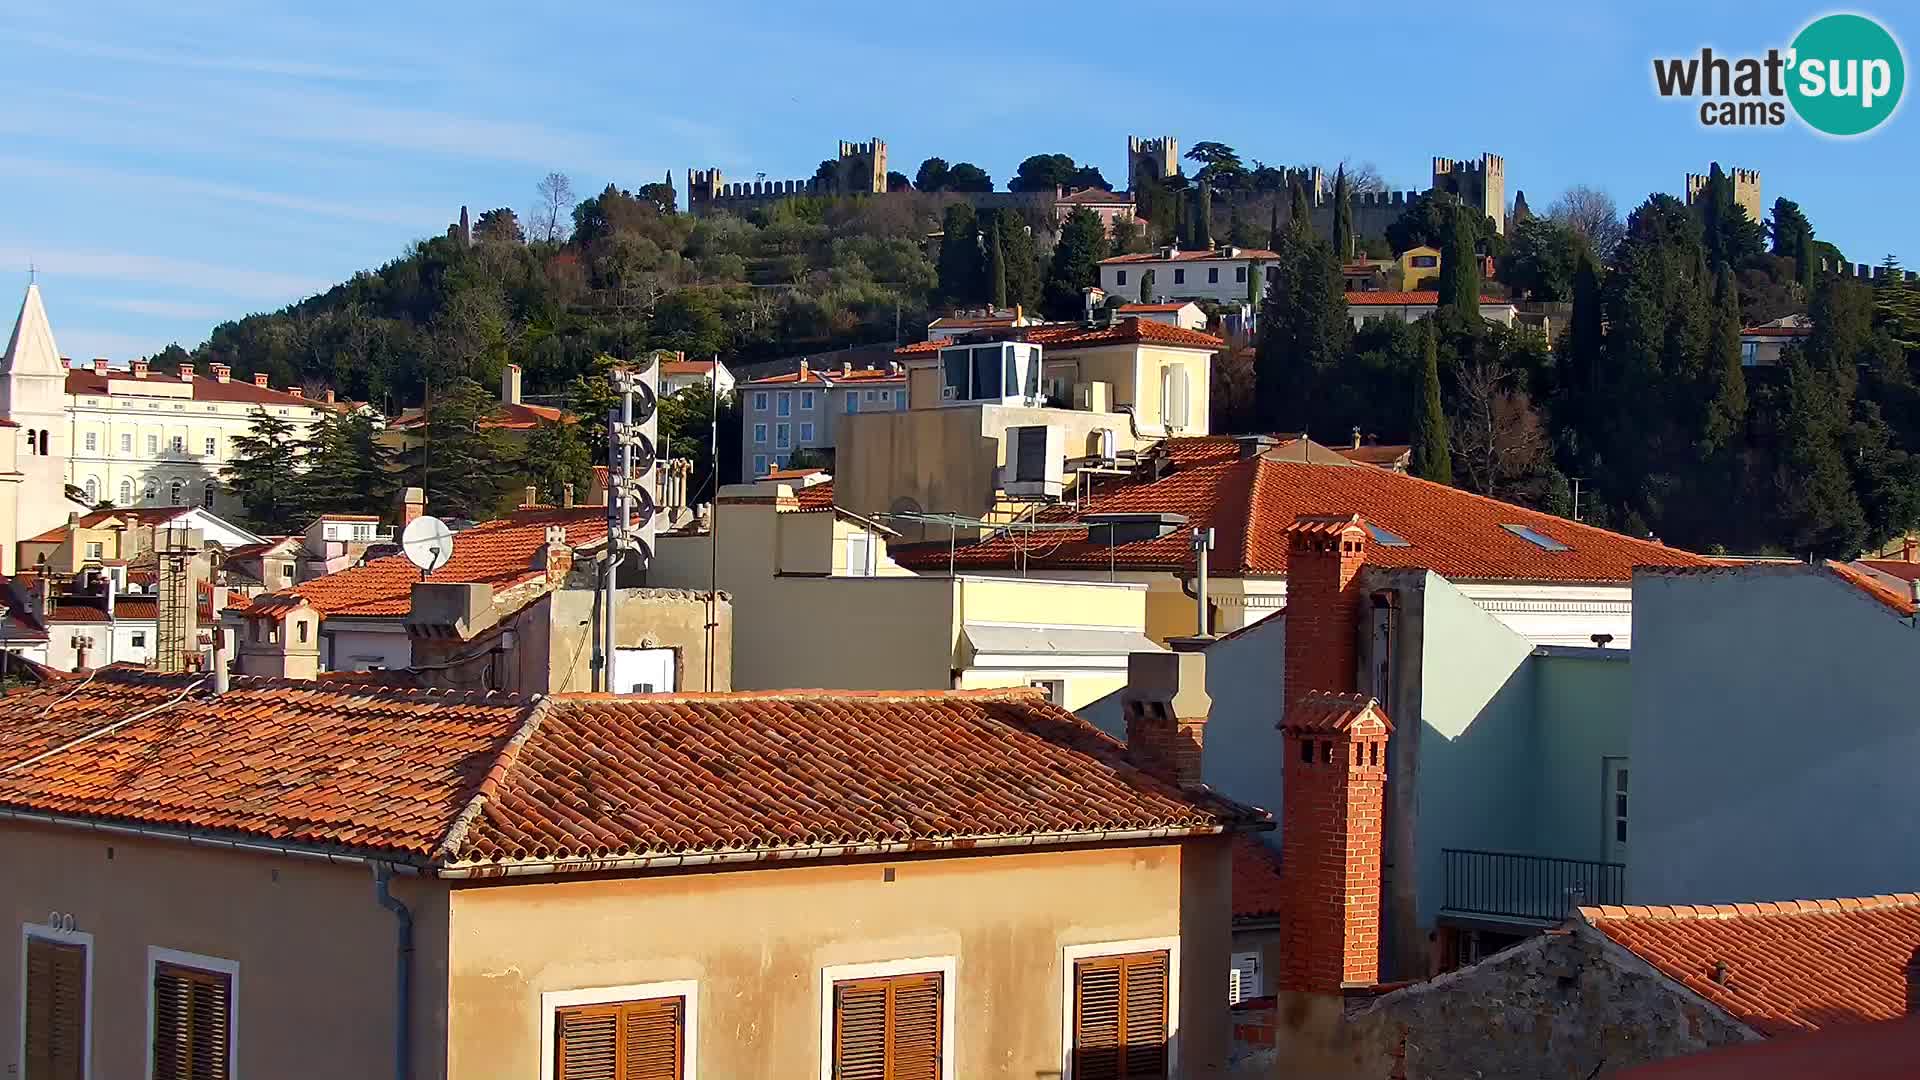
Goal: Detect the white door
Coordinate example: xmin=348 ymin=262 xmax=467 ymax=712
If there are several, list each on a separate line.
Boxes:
xmin=612 ymin=647 xmax=676 ymax=694
xmin=1602 ymin=757 xmax=1629 ymax=865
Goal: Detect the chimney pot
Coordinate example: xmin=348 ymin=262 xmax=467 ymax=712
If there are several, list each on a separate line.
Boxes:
xmin=253 ymin=373 xmax=269 ymax=388
xmin=399 ymin=486 xmax=425 ymax=530
xmin=92 ymin=358 xmax=109 ymax=375
xmin=522 ymin=485 xmax=538 ymax=508
xmin=178 ymin=363 xmax=195 ymax=381
xmin=799 ymin=359 xmax=810 ymax=381
xmin=563 ymin=483 xmax=576 ymax=508
xmin=1352 ymin=425 xmax=1363 ymax=450
xmin=132 ymin=360 xmax=149 ymax=379
xmin=324 ymin=389 xmax=336 ymax=404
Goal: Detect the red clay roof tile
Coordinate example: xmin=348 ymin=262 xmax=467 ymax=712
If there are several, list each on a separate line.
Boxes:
xmin=1825 ymin=560 xmax=1918 ymax=616
xmin=1232 ymin=835 xmax=1286 ymax=920
xmin=895 ymin=317 xmax=1222 ymax=356
xmin=1581 ymin=894 xmax=1920 ymax=1036
xmin=64 ymin=369 xmax=333 ymax=410
xmin=1345 ymin=291 xmax=1510 ymax=306
xmin=890 ymin=439 xmax=1712 ymax=582
xmin=1101 ymin=248 xmax=1280 ymax=264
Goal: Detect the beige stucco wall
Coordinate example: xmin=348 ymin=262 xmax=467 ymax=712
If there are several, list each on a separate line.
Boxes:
xmin=0 ymin=821 xmax=452 ymax=1080
xmin=445 ymin=839 xmax=1234 ymax=1078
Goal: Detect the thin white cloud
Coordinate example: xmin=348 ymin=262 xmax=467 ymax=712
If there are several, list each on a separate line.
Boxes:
xmin=0 ymin=247 xmax=324 ymax=302
xmin=15 ymin=29 xmax=387 ymax=82
xmin=0 ymin=155 xmax=437 ymax=227
xmin=100 ymin=298 xmax=230 ymax=320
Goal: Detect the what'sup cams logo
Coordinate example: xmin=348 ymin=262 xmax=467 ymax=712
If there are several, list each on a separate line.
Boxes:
xmin=1653 ymin=12 xmax=1905 ymax=136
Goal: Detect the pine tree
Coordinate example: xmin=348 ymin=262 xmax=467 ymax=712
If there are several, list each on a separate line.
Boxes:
xmin=1255 ymin=199 xmax=1350 ymax=433
xmin=993 ymin=211 xmax=1042 ymax=311
xmin=1332 ymin=165 xmax=1353 ymax=261
xmin=1437 ymin=202 xmax=1482 ymax=322
xmin=1700 ymin=264 xmax=1748 ymax=453
xmin=1411 ymin=321 xmax=1452 ymax=484
xmin=1044 ymin=207 xmax=1109 ymax=319
xmin=987 ymin=224 xmax=1008 ymax=308
xmin=937 ymin=204 xmax=983 ymax=307
xmin=226 ymin=407 xmax=307 ymax=533
xmin=522 ymin=417 xmax=594 ymax=505
xmin=302 ymin=409 xmax=398 ymax=518
xmin=1190 ymin=183 xmax=1213 ymax=249
xmin=402 ymin=375 xmax=516 ymax=521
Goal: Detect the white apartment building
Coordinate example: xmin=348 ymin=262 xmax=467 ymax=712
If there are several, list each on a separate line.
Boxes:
xmin=2 ymin=284 xmax=339 ymax=535
xmin=1345 ymin=290 xmax=1519 ymax=330
xmin=1098 ymin=245 xmax=1280 ymax=306
xmin=741 ymin=359 xmax=907 ymax=478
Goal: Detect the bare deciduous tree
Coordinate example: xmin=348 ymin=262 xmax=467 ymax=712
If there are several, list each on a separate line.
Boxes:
xmin=1548 ymin=185 xmax=1625 ymax=260
xmin=533 ymin=172 xmax=575 ymax=244
xmin=1450 ymin=358 xmax=1551 ymax=500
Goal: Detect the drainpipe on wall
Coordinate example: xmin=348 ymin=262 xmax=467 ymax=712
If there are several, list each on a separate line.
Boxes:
xmin=372 ymin=862 xmax=414 ymax=1080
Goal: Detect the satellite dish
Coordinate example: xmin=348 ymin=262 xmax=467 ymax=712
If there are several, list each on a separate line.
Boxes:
xmin=401 ymin=515 xmax=454 ymax=575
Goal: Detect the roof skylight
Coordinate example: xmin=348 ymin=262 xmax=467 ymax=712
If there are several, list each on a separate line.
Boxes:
xmin=1366 ymin=523 xmax=1412 ymax=547
xmin=1502 ymin=523 xmax=1570 ymax=551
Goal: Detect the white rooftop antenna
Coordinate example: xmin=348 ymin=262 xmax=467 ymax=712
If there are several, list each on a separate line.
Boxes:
xmin=400 ymin=515 xmax=453 ymax=580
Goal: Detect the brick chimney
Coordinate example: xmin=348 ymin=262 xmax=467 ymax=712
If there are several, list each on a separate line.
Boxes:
xmin=1276 ymin=513 xmax=1392 ymax=994
xmin=211 ymin=363 xmax=231 ymax=383
xmin=1121 ymin=649 xmax=1210 ymax=786
xmin=92 ymin=359 xmax=108 ymax=375
xmin=501 ymin=363 xmax=522 ymax=406
xmin=798 ymin=359 xmax=810 ymax=382
xmin=324 ymin=388 xmax=336 ymax=404
xmin=253 ymin=373 xmax=269 ymax=388
xmin=131 ymin=360 xmax=149 ymax=379
xmin=399 ymin=486 xmax=425 ymax=530
xmin=178 ymin=363 xmax=195 ymax=381
xmin=533 ymin=525 xmax=573 ymax=583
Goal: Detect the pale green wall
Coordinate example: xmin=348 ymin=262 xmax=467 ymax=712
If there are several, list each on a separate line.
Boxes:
xmin=1530 ymin=652 xmax=1629 ymax=863
xmin=1409 ymin=573 xmax=1538 ymax=929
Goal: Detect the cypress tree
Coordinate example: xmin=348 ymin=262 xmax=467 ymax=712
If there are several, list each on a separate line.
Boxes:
xmin=1247 ymin=262 xmax=1262 ymax=309
xmin=1192 ymin=183 xmax=1213 ymax=249
xmin=1044 ymin=206 xmax=1110 ymax=319
xmin=1332 ymin=165 xmax=1353 ymax=260
xmin=937 ymin=203 xmax=983 ymax=306
xmin=1268 ymin=198 xmax=1281 ymax=250
xmin=998 ymin=212 xmax=1042 ymax=310
xmin=1255 ymin=199 xmax=1350 ymax=433
xmin=1140 ymin=268 xmax=1154 ymax=304
xmin=1700 ymin=264 xmax=1748 ymax=453
xmin=1437 ymin=203 xmax=1481 ymax=321
xmin=987 ymin=223 xmax=1008 ymax=308
xmin=1287 ymin=180 xmax=1311 ymax=241
xmin=1411 ymin=321 xmax=1452 ymax=484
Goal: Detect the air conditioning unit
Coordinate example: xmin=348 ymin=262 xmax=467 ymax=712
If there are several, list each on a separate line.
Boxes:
xmin=1005 ymin=425 xmax=1064 ymax=498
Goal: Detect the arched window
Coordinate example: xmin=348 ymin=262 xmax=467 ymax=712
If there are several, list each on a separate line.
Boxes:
xmin=202 ymin=481 xmax=216 ymax=509
xmin=39 ymin=429 xmax=49 ymax=456
xmin=119 ymin=479 xmax=133 ymax=504
xmin=168 ymin=479 xmax=185 ymax=505
xmin=143 ymin=480 xmax=158 ymax=503
xmin=83 ymin=477 xmax=98 ymax=503
xmin=25 ymin=430 xmax=37 ymax=456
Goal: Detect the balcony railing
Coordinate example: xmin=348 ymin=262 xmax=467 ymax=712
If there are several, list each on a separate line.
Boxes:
xmin=1441 ymin=849 xmax=1625 ymax=923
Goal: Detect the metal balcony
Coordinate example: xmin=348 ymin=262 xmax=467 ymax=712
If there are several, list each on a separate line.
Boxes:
xmin=1441 ymin=848 xmax=1625 ymax=924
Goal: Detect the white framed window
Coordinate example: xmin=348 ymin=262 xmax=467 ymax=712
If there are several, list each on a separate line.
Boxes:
xmin=1060 ymin=937 xmax=1180 ymax=1080
xmin=540 ymin=980 xmax=699 ymax=1080
xmin=202 ymin=482 xmax=216 ymax=509
xmin=752 ymin=391 xmax=768 ymax=412
xmin=799 ymin=422 xmax=814 ymax=442
xmin=168 ymin=480 xmax=185 ymax=505
xmin=23 ymin=921 xmax=94 ymax=1080
xmin=203 ymin=437 xmax=216 ymax=456
xmin=753 ymin=423 xmax=768 ymax=445
xmin=146 ymin=946 xmax=238 ymax=1080
xmin=846 ymin=391 xmax=858 ymax=414
xmin=1235 ymin=266 xmax=1248 ymax=283
xmin=146 ymin=435 xmax=158 ymax=455
xmin=1741 ymin=342 xmax=1759 ymax=367
xmin=818 ymin=956 xmax=956 ymax=1080
xmin=144 ymin=480 xmax=158 ymax=502
xmin=83 ymin=478 xmax=97 ymax=503
xmin=85 ymin=542 xmax=103 ymax=560
xmin=169 ymin=435 xmax=184 ymax=454
xmin=1029 ymin=678 xmax=1066 ymax=705
xmin=1161 ymin=364 xmax=1190 ymax=431
xmin=777 ymin=391 xmax=791 ymax=417
xmin=131 ymin=631 xmax=147 ymax=648
xmin=1207 ymin=267 xmax=1219 ymax=284
xmin=120 ymin=433 xmax=132 ymax=454
xmin=1116 ymin=269 xmax=1127 ymax=285
xmin=753 ymin=454 xmax=768 ymax=476
xmin=83 ymin=431 xmax=97 ymax=452
xmin=776 ymin=423 xmax=790 ymax=449
xmin=1172 ymin=268 xmax=1185 ymax=285
xmin=894 ymin=390 xmax=907 ymax=409
xmin=119 ymin=479 xmax=133 ymax=504
xmin=865 ymin=390 xmax=878 ymax=401
xmin=800 ymin=390 xmax=815 ymax=410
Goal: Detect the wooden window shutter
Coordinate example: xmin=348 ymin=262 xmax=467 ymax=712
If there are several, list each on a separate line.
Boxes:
xmin=832 ymin=972 xmax=942 ymax=1080
xmin=25 ymin=938 xmax=86 ymax=1080
xmin=1072 ymin=951 xmax=1169 ymax=1080
xmin=152 ymin=962 xmax=232 ymax=1080
xmin=555 ymin=997 xmax=684 ymax=1080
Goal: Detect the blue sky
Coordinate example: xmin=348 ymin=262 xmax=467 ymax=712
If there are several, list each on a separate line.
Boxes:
xmin=2 ymin=1 xmax=1913 ymax=361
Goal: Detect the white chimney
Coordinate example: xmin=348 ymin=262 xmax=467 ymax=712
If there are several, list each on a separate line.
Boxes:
xmin=501 ymin=364 xmax=522 ymax=406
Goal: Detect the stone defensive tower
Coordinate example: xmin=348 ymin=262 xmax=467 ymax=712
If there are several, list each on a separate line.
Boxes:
xmin=1128 ymin=135 xmax=1178 ymax=185
xmin=1685 ymin=167 xmax=1762 ymax=224
xmin=835 ymin=139 xmax=887 ymax=195
xmin=1432 ymin=153 xmax=1507 ymax=235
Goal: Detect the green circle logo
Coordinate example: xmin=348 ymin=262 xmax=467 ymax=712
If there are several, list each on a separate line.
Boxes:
xmin=1788 ymin=13 xmax=1905 ymax=136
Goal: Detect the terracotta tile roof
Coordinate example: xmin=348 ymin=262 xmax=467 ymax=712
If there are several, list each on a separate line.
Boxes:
xmin=23 ymin=506 xmax=198 ymax=544
xmin=1616 ymin=1015 xmax=1920 ymax=1079
xmin=1232 ymin=835 xmax=1286 ymax=920
xmin=43 ymin=601 xmax=111 ymax=624
xmin=1102 ymin=248 xmax=1280 ymax=264
xmin=239 ymin=506 xmax=610 ymax=619
xmin=1337 ymin=444 xmax=1411 ymax=467
xmin=1824 ymin=560 xmax=1917 ymax=617
xmin=388 ymin=400 xmax=568 ymax=432
xmin=1281 ymin=690 xmax=1391 ymax=734
xmin=446 ymin=689 xmax=1266 ymax=870
xmin=0 ymin=671 xmax=530 ymax=859
xmin=1740 ymin=325 xmax=1812 ymax=338
xmin=896 ymin=317 xmax=1222 ymax=357
xmin=794 ymin=480 xmax=835 ymax=511
xmin=112 ymin=598 xmax=157 ymax=621
xmin=744 ymin=367 xmax=905 ymax=386
xmin=1057 ymin=187 xmax=1134 ymax=206
xmin=0 ymin=679 xmax=1266 ymax=870
xmin=1118 ymin=302 xmax=1194 ymax=313
xmin=660 ymin=359 xmax=714 ymax=374
xmin=1858 ymin=559 xmax=1920 ymax=584
xmin=63 ymin=369 xmax=331 ymax=410
xmin=1580 ymin=894 xmax=1920 ymax=1036
xmin=1346 ymin=291 xmax=1511 ymax=306
xmin=890 ymin=439 xmax=1713 ymax=582
xmin=762 ymin=467 xmax=829 ymax=482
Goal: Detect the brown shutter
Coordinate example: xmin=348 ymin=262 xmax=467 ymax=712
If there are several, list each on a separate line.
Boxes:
xmin=1073 ymin=952 xmax=1169 ymax=1080
xmin=556 ymin=998 xmax=684 ymax=1080
xmin=24 ymin=938 xmax=86 ymax=1080
xmin=832 ymin=972 xmax=943 ymax=1080
xmin=152 ymin=962 xmax=231 ymax=1080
